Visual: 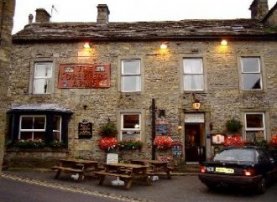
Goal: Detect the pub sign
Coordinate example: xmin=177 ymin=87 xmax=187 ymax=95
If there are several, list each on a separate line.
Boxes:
xmin=58 ymin=64 xmax=111 ymax=88
xmin=78 ymin=120 xmax=93 ymax=139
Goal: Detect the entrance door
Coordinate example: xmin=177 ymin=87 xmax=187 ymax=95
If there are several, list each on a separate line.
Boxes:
xmin=184 ymin=114 xmax=205 ymax=162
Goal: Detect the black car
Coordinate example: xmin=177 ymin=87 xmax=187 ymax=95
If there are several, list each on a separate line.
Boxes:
xmin=198 ymin=146 xmax=277 ymax=194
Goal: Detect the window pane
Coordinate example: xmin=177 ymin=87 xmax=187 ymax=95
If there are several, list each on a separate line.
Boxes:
xmin=241 ymin=57 xmax=260 ymax=73
xmin=242 ymin=74 xmax=261 ymax=89
xmin=20 ymin=132 xmax=32 ymax=140
xmin=121 ymin=131 xmax=140 ymax=141
xmin=122 ymin=60 xmax=140 ymax=74
xmin=122 ymin=76 xmax=141 ymax=92
xmin=53 ymin=116 xmax=61 ymax=131
xmin=184 ymin=75 xmax=204 ymax=90
xmin=34 ymin=63 xmax=52 ymax=78
xmin=34 ymin=132 xmax=45 ymax=140
xmin=246 ymin=131 xmax=264 ymax=142
xmin=21 ymin=117 xmax=33 ymax=129
xmin=246 ymin=114 xmax=263 ymax=128
xmin=123 ymin=114 xmax=140 ymax=129
xmin=183 ymin=58 xmax=203 ymax=74
xmin=34 ymin=117 xmax=45 ymax=129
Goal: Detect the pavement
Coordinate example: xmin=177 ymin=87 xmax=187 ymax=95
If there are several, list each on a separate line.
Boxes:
xmin=1 ymin=169 xmax=197 ymax=202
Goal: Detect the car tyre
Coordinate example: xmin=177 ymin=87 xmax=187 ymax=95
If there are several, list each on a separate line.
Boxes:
xmin=205 ymin=182 xmax=217 ymax=191
xmin=256 ymin=177 xmax=266 ymax=194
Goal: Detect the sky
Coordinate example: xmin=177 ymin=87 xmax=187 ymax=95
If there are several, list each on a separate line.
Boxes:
xmin=13 ymin=0 xmax=276 ymax=33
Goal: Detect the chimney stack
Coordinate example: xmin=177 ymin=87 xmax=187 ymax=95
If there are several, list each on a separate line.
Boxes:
xmin=35 ymin=8 xmax=51 ymax=23
xmin=97 ymin=4 xmax=110 ymax=25
xmin=249 ymin=0 xmax=269 ymax=19
xmin=28 ymin=14 xmax=34 ymax=24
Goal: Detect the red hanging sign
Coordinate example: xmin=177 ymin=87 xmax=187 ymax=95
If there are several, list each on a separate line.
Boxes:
xmin=58 ymin=64 xmax=111 ymax=88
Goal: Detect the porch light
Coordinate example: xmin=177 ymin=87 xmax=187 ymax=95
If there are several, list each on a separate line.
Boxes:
xmin=192 ymin=93 xmax=201 ymax=110
xmin=83 ymin=42 xmax=91 ymax=49
xmin=160 ymin=42 xmax=168 ymax=50
xmin=221 ymin=39 xmax=228 ymax=46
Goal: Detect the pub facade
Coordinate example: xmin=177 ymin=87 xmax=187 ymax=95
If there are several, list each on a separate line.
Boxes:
xmin=4 ymin=0 xmax=277 ymax=167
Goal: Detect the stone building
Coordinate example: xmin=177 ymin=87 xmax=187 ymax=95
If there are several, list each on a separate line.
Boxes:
xmin=0 ymin=0 xmax=15 ymax=170
xmin=4 ymin=0 xmax=277 ymax=167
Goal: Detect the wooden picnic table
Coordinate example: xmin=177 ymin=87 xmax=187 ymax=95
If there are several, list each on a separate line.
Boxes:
xmin=52 ymin=158 xmax=101 ymax=181
xmin=95 ymin=163 xmax=152 ymax=189
xmin=130 ymin=159 xmax=173 ymax=179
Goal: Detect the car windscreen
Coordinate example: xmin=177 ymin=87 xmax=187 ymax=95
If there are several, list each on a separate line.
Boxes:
xmin=214 ymin=149 xmax=256 ymax=162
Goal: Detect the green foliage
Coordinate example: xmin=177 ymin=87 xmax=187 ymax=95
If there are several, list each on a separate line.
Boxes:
xmin=14 ymin=139 xmax=46 ymax=149
xmin=49 ymin=140 xmax=65 ymax=148
xmin=226 ymin=118 xmax=242 ymax=133
xmin=118 ymin=140 xmax=143 ymax=151
xmin=99 ymin=122 xmax=118 ymax=137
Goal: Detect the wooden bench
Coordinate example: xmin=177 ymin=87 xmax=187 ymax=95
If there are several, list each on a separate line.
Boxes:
xmin=52 ymin=165 xmax=84 ymax=181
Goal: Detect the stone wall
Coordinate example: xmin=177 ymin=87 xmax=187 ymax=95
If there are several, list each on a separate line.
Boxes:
xmin=0 ymin=0 xmax=15 ymax=171
xmin=5 ymin=39 xmax=277 ymax=165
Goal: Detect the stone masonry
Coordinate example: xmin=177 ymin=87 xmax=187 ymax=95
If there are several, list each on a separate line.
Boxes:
xmin=0 ymin=0 xmax=15 ymax=171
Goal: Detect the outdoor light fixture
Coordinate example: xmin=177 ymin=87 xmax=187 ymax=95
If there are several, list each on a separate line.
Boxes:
xmin=160 ymin=42 xmax=168 ymax=50
xmin=221 ymin=39 xmax=228 ymax=46
xmin=83 ymin=42 xmax=91 ymax=49
xmin=192 ymin=93 xmax=201 ymax=110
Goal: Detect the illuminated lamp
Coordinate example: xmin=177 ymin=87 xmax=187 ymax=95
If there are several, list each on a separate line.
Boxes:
xmin=221 ymin=39 xmax=228 ymax=46
xmin=83 ymin=42 xmax=91 ymax=49
xmin=160 ymin=42 xmax=168 ymax=50
xmin=192 ymin=93 xmax=201 ymax=110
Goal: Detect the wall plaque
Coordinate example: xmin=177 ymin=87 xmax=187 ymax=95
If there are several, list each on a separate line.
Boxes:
xmin=78 ymin=120 xmax=93 ymax=139
xmin=58 ymin=64 xmax=111 ymax=88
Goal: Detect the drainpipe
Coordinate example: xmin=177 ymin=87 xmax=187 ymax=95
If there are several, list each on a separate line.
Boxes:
xmin=0 ymin=0 xmax=6 ymax=45
xmin=151 ymin=98 xmax=156 ymax=160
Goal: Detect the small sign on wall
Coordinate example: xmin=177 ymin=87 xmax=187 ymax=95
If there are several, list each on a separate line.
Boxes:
xmin=78 ymin=120 xmax=93 ymax=139
xmin=211 ymin=134 xmax=225 ymax=145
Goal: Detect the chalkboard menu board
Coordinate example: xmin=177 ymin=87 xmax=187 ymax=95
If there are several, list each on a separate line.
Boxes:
xmin=78 ymin=120 xmax=92 ymax=139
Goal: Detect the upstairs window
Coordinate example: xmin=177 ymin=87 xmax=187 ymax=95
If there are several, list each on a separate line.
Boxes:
xmin=241 ymin=57 xmax=262 ymax=90
xmin=33 ymin=62 xmax=53 ymax=94
xmin=183 ymin=58 xmax=204 ymax=91
xmin=121 ymin=60 xmax=141 ymax=92
xmin=120 ymin=113 xmax=141 ymax=141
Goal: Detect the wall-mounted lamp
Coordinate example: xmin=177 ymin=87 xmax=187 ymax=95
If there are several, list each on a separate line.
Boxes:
xmin=192 ymin=93 xmax=201 ymax=110
xmin=221 ymin=39 xmax=228 ymax=46
xmin=83 ymin=42 xmax=91 ymax=49
xmin=160 ymin=42 xmax=168 ymax=50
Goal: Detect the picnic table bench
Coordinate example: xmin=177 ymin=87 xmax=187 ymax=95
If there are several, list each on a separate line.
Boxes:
xmin=95 ymin=163 xmax=151 ymax=189
xmin=52 ymin=159 xmax=100 ymax=181
xmin=131 ymin=159 xmax=173 ymax=179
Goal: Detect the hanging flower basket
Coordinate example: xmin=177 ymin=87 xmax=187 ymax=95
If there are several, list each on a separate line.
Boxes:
xmin=270 ymin=134 xmax=277 ymax=147
xmin=154 ymin=136 xmax=173 ymax=150
xmin=224 ymin=135 xmax=244 ymax=147
xmin=98 ymin=122 xmax=118 ymax=137
xmin=99 ymin=137 xmax=118 ymax=151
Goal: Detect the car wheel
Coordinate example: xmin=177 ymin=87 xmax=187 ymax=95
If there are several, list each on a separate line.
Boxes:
xmin=256 ymin=177 xmax=266 ymax=194
xmin=205 ymin=182 xmax=217 ymax=190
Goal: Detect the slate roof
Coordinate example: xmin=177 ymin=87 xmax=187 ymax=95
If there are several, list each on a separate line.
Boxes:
xmin=13 ymin=19 xmax=277 ymax=43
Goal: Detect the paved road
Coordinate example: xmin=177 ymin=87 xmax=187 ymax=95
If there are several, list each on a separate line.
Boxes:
xmin=1 ymin=171 xmax=277 ymax=202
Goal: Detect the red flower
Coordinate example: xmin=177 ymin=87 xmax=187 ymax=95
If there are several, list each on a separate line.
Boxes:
xmin=154 ymin=136 xmax=173 ymax=150
xmin=99 ymin=137 xmax=118 ymax=151
xmin=224 ymin=135 xmax=244 ymax=146
xmin=271 ymin=135 xmax=277 ymax=146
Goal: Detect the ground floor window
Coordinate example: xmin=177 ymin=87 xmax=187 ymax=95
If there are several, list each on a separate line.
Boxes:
xmin=120 ymin=113 xmax=141 ymax=141
xmin=19 ymin=115 xmax=46 ymax=140
xmin=244 ymin=112 xmax=265 ymax=142
xmin=7 ymin=104 xmax=72 ymax=148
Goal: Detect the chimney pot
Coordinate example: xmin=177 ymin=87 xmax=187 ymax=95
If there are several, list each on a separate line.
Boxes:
xmin=35 ymin=8 xmax=51 ymax=23
xmin=28 ymin=14 xmax=33 ymax=24
xmin=249 ymin=0 xmax=269 ymax=19
xmin=97 ymin=4 xmax=110 ymax=25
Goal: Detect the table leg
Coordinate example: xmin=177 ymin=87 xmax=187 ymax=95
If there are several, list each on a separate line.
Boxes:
xmin=54 ymin=169 xmax=61 ymax=179
xmin=98 ymin=175 xmax=106 ymax=185
xmin=125 ymin=179 xmax=133 ymax=190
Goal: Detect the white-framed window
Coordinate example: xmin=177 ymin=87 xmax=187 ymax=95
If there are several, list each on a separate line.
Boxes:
xmin=121 ymin=59 xmax=141 ymax=92
xmin=241 ymin=57 xmax=262 ymax=90
xmin=183 ymin=58 xmax=204 ymax=91
xmin=53 ymin=115 xmax=62 ymax=142
xmin=19 ymin=115 xmax=46 ymax=140
xmin=120 ymin=113 xmax=141 ymax=141
xmin=33 ymin=62 xmax=53 ymax=94
xmin=244 ymin=113 xmax=265 ymax=142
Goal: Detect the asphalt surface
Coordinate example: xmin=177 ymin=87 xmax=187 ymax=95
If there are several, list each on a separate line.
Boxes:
xmin=1 ymin=170 xmax=277 ymax=202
